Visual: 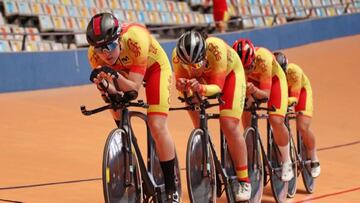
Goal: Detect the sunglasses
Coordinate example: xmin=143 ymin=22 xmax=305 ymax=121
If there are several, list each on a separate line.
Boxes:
xmin=94 ymin=40 xmax=118 ymax=53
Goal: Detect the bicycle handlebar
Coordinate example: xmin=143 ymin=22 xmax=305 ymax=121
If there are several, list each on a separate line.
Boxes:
xmin=169 ymin=92 xmax=224 ymax=112
xmin=244 ymin=94 xmax=276 ymax=113
xmin=80 ymin=90 xmax=149 ymax=116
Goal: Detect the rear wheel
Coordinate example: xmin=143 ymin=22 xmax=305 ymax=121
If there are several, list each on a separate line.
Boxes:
xmin=244 ymin=127 xmax=264 ymax=203
xmin=186 ymin=129 xmax=216 ymax=203
xmin=298 ymin=131 xmax=315 ymax=193
xmin=268 ymin=128 xmax=288 ymax=203
xmin=102 ymin=128 xmax=142 ymax=203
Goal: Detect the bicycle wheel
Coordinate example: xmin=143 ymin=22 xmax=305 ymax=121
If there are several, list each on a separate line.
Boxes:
xmin=149 ymin=136 xmax=182 ymax=201
xmin=186 ymin=129 xmax=216 ymax=203
xmin=102 ymin=128 xmax=142 ymax=203
xmin=298 ymin=131 xmax=315 ymax=193
xmin=244 ymin=127 xmax=264 ymax=203
xmin=268 ymin=128 xmax=288 ymax=203
xmin=222 ymin=135 xmax=236 ymax=202
xmin=287 ymin=136 xmax=298 ymax=198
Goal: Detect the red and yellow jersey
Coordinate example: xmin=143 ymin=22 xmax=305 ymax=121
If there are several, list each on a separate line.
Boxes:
xmin=286 ymin=63 xmax=312 ymax=103
xmin=172 ymin=36 xmax=244 ymax=96
xmin=246 ymin=47 xmax=286 ymax=90
xmin=88 ymin=23 xmax=171 ymax=75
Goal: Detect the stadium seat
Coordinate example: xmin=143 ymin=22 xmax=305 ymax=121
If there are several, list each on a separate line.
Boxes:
xmin=37 ymin=41 xmax=52 ymax=51
xmin=0 ymin=14 xmax=5 ymax=25
xmin=166 ymin=1 xmax=179 ymax=12
xmin=52 ymin=16 xmax=66 ymax=31
xmin=133 ymin=0 xmax=145 ymax=11
xmin=78 ymin=7 xmax=91 ymax=18
xmin=9 ymin=40 xmax=23 ymax=52
xmin=51 ymin=42 xmax=65 ymax=50
xmin=147 ymin=11 xmax=162 ymax=24
xmin=204 ymin=14 xmax=214 ymax=24
xmin=64 ymin=16 xmax=79 ymax=31
xmin=242 ymin=17 xmax=255 ymax=29
xmin=83 ymin=0 xmax=96 ymax=8
xmin=10 ymin=25 xmax=24 ymax=40
xmin=72 ymin=0 xmax=84 ymax=6
xmin=50 ymin=0 xmax=61 ymax=4
xmin=3 ymin=0 xmax=19 ymax=16
xmin=17 ymin=0 xmax=32 ymax=16
xmin=30 ymin=3 xmax=45 ymax=15
xmin=25 ymin=27 xmax=41 ymax=41
xmin=143 ymin=0 xmax=155 ymax=11
xmin=107 ymin=0 xmax=121 ymax=9
xmin=124 ymin=10 xmax=138 ymax=23
xmin=89 ymin=7 xmax=100 ymax=16
xmin=154 ymin=1 xmax=168 ymax=12
xmin=0 ymin=25 xmax=14 ymax=40
xmin=177 ymin=2 xmax=191 ymax=12
xmin=174 ymin=12 xmax=185 ymax=24
xmin=120 ymin=0 xmax=134 ymax=10
xmin=112 ymin=10 xmax=126 ymax=23
xmin=67 ymin=6 xmax=79 ymax=17
xmin=160 ymin=12 xmax=173 ymax=24
xmin=55 ymin=4 xmax=69 ymax=16
xmin=25 ymin=41 xmax=39 ymax=51
xmin=0 ymin=40 xmax=11 ymax=52
xmin=183 ymin=12 xmax=194 ymax=24
xmin=136 ymin=11 xmax=148 ymax=24
xmin=76 ymin=18 xmax=89 ymax=31
xmin=43 ymin=3 xmax=57 ymax=16
xmin=74 ymin=33 xmax=88 ymax=46
xmin=38 ymin=15 xmax=55 ymax=32
xmin=238 ymin=5 xmax=251 ymax=16
xmin=259 ymin=0 xmax=270 ymax=5
xmin=95 ymin=0 xmax=109 ymax=9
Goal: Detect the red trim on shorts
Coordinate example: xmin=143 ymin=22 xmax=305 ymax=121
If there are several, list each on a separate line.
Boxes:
xmin=268 ymin=75 xmax=281 ymax=109
xmin=295 ymin=87 xmax=307 ymax=112
xmin=144 ymin=62 xmax=161 ymax=105
xmin=219 ymin=116 xmax=240 ymax=122
xmin=236 ymin=165 xmax=248 ymax=170
xmin=220 ymin=71 xmax=235 ymax=110
xmin=147 ymin=112 xmax=168 ymax=117
xmin=93 ymin=16 xmax=102 ymax=36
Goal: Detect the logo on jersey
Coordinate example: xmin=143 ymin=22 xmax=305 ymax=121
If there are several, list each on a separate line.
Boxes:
xmin=121 ymin=55 xmax=131 ymax=65
xmin=256 ymin=55 xmax=267 ymax=73
xmin=149 ymin=44 xmax=157 ymax=55
xmin=208 ymin=43 xmax=221 ymax=61
xmin=127 ymin=38 xmax=141 ymax=57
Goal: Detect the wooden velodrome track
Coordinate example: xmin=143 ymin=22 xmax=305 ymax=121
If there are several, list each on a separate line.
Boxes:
xmin=0 ymin=35 xmax=359 ymax=203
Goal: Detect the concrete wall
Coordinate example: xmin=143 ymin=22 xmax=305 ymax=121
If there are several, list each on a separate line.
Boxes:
xmin=1 ymin=13 xmax=360 ymax=93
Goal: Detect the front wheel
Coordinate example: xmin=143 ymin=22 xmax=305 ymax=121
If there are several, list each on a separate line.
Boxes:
xmin=244 ymin=127 xmax=264 ymax=203
xmin=186 ymin=129 xmax=216 ymax=203
xmin=102 ymin=128 xmax=142 ymax=203
xmin=268 ymin=128 xmax=288 ymax=203
xmin=287 ymin=136 xmax=298 ymax=198
xmin=298 ymin=131 xmax=315 ymax=193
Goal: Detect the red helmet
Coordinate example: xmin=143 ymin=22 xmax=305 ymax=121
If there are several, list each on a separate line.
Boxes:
xmin=86 ymin=12 xmax=120 ymax=47
xmin=232 ymin=38 xmax=255 ymax=69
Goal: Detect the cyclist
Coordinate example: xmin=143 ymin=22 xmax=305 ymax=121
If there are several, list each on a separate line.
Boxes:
xmin=232 ymin=39 xmax=294 ymax=182
xmin=274 ymin=51 xmax=321 ymax=178
xmin=172 ymin=31 xmax=251 ymax=201
xmin=86 ymin=12 xmax=179 ymax=202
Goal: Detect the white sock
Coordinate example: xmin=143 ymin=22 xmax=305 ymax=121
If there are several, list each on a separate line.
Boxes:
xmin=278 ymin=143 xmax=291 ymax=163
xmin=307 ymin=148 xmax=319 ymax=162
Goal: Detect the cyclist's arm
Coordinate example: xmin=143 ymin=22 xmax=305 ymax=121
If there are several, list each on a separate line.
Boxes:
xmin=288 ymin=69 xmax=302 ymax=103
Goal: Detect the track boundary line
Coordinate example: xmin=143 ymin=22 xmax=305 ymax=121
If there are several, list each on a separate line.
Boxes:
xmin=293 ymin=186 xmax=360 ymax=202
xmin=0 ymin=178 xmax=101 ymax=190
xmin=318 ymin=140 xmax=360 ymax=151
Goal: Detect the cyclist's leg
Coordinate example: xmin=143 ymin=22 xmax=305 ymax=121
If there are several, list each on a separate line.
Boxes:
xmin=220 ymin=70 xmax=251 ymax=201
xmin=268 ymin=74 xmax=293 ymax=181
xmin=295 ymin=87 xmax=320 ymax=177
xmin=145 ymin=63 xmax=178 ymax=196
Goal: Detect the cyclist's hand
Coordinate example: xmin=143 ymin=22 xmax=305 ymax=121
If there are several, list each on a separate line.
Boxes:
xmin=188 ymin=79 xmax=205 ymax=94
xmin=176 ymin=78 xmax=189 ymax=92
xmin=245 ymin=96 xmax=254 ymax=108
xmin=89 ymin=68 xmax=101 ymax=83
xmin=246 ymin=82 xmax=257 ymax=95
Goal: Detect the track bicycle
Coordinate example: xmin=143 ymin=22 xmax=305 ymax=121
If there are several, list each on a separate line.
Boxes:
xmin=81 ymin=87 xmax=182 ymax=203
xmin=170 ymin=93 xmax=247 ymax=203
xmin=243 ymin=96 xmax=296 ymax=203
xmin=285 ymin=103 xmax=315 ymax=195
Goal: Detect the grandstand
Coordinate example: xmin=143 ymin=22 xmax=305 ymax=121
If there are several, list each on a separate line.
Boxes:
xmin=0 ymin=0 xmax=359 ymax=52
